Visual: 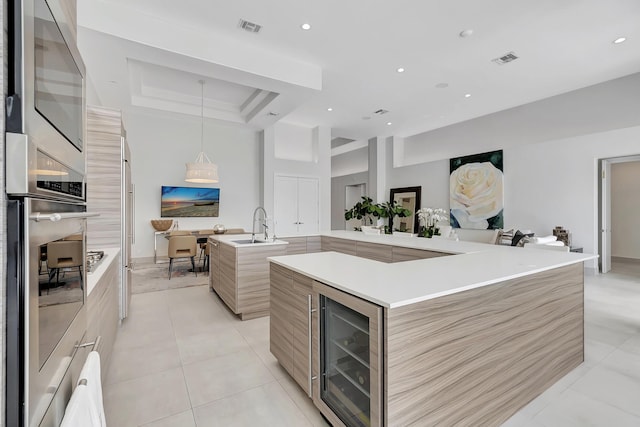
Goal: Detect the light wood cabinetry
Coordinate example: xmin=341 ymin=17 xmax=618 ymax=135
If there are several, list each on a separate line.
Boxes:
xmin=391 ymin=246 xmax=448 ymax=262
xmin=283 ymin=236 xmax=323 ymax=255
xmin=322 ymin=237 xmax=357 ymax=255
xmin=307 ymin=236 xmax=322 ymax=253
xmin=269 ymin=264 xmax=314 ymax=396
xmin=284 ymin=237 xmax=307 ymax=255
xmin=321 ymin=236 xmax=449 ymax=263
xmin=212 ymin=242 xmax=286 ymax=320
xmin=86 ymin=253 xmax=120 ymax=381
xmin=270 ymin=257 xmax=584 ymax=426
xmin=208 ymin=240 xmax=220 ymax=292
xmin=355 ymin=242 xmax=392 ymax=263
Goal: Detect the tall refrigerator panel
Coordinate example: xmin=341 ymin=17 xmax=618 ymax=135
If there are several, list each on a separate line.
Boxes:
xmin=121 ymin=138 xmax=133 ymax=319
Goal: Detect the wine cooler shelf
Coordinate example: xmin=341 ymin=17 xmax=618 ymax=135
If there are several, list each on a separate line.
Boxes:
xmin=326 ymin=374 xmax=371 ymax=427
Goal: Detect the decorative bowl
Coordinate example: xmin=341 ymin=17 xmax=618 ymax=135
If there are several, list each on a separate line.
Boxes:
xmin=213 ymin=224 xmax=226 ymax=234
xmin=150 ymin=219 xmax=173 ymax=231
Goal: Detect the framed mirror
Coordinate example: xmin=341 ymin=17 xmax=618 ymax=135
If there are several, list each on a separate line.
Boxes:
xmin=389 ymin=186 xmax=421 ymax=233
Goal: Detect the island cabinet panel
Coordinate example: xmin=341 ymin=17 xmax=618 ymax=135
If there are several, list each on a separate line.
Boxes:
xmin=208 ymin=240 xmax=220 ymax=293
xmin=87 ymin=252 xmax=119 ymax=381
xmin=391 ymin=246 xmax=449 ymax=262
xmin=384 ymin=263 xmax=584 ymax=426
xmin=323 ymin=237 xmax=357 ymax=256
xmin=292 ymin=273 xmax=314 ymax=396
xmin=285 ymin=237 xmax=307 ymax=255
xmin=218 ymin=243 xmax=238 ymax=312
xmin=356 ymin=242 xmax=393 ymax=263
xmin=270 ymin=264 xmax=294 ymax=375
xmin=307 ymin=236 xmax=322 ymax=253
xmin=269 ymin=265 xmax=314 ymax=395
xmin=237 ymin=245 xmax=287 ymax=320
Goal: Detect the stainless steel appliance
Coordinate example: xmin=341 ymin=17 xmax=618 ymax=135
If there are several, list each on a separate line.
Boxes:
xmin=6 ymin=0 xmax=92 ymax=426
xmin=121 ymin=139 xmax=133 ymax=319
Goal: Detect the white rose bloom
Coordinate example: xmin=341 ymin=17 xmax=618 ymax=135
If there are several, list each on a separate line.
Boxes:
xmin=450 ymin=162 xmax=503 ymax=226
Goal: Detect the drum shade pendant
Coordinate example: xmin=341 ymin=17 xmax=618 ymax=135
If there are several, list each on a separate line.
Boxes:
xmin=185 ymin=80 xmax=219 ymax=183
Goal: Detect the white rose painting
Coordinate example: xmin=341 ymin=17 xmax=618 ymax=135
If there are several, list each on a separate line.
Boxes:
xmin=449 ymin=150 xmax=504 ymax=229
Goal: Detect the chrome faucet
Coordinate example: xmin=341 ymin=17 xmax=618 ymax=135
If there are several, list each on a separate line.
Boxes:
xmin=251 ymin=206 xmax=269 ymax=243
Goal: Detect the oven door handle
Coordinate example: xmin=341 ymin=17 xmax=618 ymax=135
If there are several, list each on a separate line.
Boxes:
xmin=30 ymin=212 xmax=100 ymax=222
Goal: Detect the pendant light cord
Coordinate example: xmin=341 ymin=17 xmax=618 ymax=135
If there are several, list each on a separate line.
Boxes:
xmin=200 ymin=80 xmax=204 ymax=153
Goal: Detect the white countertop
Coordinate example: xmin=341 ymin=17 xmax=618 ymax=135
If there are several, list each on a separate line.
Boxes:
xmin=209 ymin=233 xmax=289 ymax=248
xmin=269 ymin=231 xmax=597 ymax=309
xmin=86 ymin=247 xmax=120 ymax=296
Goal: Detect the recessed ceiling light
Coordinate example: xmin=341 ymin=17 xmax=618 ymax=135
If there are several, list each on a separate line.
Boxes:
xmin=613 ymin=37 xmax=627 ymax=44
xmin=435 ymin=83 xmax=449 ymax=89
xmin=386 ymin=122 xmax=392 ymax=126
xmin=301 ymin=23 xmax=311 ymax=30
xmin=459 ymin=29 xmax=474 ymax=38
xmin=327 ymin=107 xmax=333 ymax=112
xmin=465 ymin=93 xmax=472 ymax=98
xmin=396 ymin=67 xmax=405 ymax=73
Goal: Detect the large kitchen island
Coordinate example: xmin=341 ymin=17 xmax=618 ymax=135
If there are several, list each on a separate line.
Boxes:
xmin=268 ymin=231 xmax=597 ymax=427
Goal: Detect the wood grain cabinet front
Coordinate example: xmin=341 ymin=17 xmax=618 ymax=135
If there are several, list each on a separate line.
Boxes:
xmin=269 ymin=264 xmax=314 ymax=396
xmin=208 ymin=240 xmax=220 ymax=293
xmin=356 ymin=242 xmax=393 ymax=263
xmin=391 ymin=246 xmax=449 ymax=262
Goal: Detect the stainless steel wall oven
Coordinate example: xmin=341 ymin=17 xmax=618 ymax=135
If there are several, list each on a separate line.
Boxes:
xmin=6 ymin=0 xmax=92 ymax=426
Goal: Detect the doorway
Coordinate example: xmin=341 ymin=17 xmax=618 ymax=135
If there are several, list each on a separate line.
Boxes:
xmin=599 ymin=155 xmax=640 ymax=273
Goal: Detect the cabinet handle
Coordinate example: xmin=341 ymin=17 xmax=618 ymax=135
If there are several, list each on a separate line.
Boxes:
xmin=308 ymin=294 xmax=313 ymax=398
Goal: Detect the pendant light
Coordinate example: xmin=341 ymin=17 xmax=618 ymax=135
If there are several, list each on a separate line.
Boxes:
xmin=185 ymin=80 xmax=219 ymax=183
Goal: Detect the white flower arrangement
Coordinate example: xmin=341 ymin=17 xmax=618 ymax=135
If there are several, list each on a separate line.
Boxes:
xmin=417 ymin=207 xmax=448 ymax=227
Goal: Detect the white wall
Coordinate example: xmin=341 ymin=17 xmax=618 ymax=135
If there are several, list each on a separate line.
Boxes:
xmin=263 ymin=122 xmax=331 ymax=234
xmin=388 ymin=125 xmax=640 ymax=270
xmin=124 ymin=108 xmax=261 ymax=259
xmin=611 ymin=161 xmax=640 ymax=260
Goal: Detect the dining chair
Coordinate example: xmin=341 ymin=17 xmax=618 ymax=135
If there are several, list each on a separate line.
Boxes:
xmin=46 ymin=240 xmax=84 ymax=294
xmin=197 ymin=229 xmax=215 ymax=264
xmin=168 ymin=235 xmax=197 ymax=279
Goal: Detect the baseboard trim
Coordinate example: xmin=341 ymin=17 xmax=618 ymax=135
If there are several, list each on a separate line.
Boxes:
xmin=612 ymin=256 xmax=640 ymax=264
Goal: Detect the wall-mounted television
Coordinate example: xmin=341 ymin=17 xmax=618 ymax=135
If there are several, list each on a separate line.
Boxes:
xmin=161 ymin=186 xmax=220 ymax=217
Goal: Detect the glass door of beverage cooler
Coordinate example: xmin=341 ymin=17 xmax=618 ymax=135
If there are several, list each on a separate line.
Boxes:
xmin=320 ymin=296 xmax=372 ymax=427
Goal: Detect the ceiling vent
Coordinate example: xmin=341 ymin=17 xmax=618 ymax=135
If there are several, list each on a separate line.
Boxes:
xmin=492 ymin=51 xmax=519 ymax=65
xmin=238 ymin=19 xmax=262 ymax=33
xmin=373 ymin=109 xmax=389 ymax=115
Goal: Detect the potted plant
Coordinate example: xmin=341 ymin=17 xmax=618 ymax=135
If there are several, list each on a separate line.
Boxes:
xmin=344 ymin=196 xmax=383 ymax=231
xmin=417 ymin=208 xmax=449 ymax=238
xmin=378 ymin=201 xmax=412 ymax=234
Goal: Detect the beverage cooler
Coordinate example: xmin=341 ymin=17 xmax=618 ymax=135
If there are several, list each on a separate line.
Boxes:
xmin=314 ymin=283 xmax=383 ymax=427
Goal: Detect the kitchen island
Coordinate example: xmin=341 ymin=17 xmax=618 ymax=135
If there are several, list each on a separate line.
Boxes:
xmin=208 ymin=234 xmax=288 ymax=320
xmin=269 ymin=232 xmax=596 ymax=426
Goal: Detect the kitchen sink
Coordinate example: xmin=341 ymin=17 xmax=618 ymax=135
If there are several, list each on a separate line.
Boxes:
xmin=232 ymin=239 xmax=267 ymax=244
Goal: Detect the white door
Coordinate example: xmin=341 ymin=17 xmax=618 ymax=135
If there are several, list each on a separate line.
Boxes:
xmin=601 ymin=160 xmax=612 ymax=273
xmin=297 ymin=178 xmax=319 ymax=234
xmin=274 ymin=176 xmax=300 ymax=236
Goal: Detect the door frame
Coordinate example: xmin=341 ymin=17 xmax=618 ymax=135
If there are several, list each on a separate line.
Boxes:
xmin=598 ymin=154 xmax=640 ymax=273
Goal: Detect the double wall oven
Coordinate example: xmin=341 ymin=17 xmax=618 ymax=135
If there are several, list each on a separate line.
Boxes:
xmin=6 ymin=0 xmax=95 ymax=426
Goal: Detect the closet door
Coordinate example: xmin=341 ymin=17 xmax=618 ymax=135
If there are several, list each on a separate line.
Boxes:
xmin=297 ymin=178 xmax=319 ymax=235
xmin=274 ymin=175 xmax=320 ymax=236
xmin=274 ymin=176 xmax=300 ymax=237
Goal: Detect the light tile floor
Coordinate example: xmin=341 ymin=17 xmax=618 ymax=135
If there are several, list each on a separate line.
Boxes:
xmin=104 ymin=261 xmax=640 ymax=426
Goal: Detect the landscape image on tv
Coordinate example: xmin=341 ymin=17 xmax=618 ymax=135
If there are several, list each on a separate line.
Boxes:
xmin=161 ymin=186 xmax=220 ymax=218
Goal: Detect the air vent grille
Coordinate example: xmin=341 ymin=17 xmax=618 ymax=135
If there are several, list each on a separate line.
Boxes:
xmin=373 ymin=109 xmax=389 ymax=115
xmin=492 ymin=52 xmax=519 ymax=65
xmin=238 ymin=19 xmax=262 ymax=33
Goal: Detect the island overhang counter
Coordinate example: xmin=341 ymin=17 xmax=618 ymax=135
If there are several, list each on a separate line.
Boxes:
xmin=268 ymin=234 xmax=597 ymax=426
